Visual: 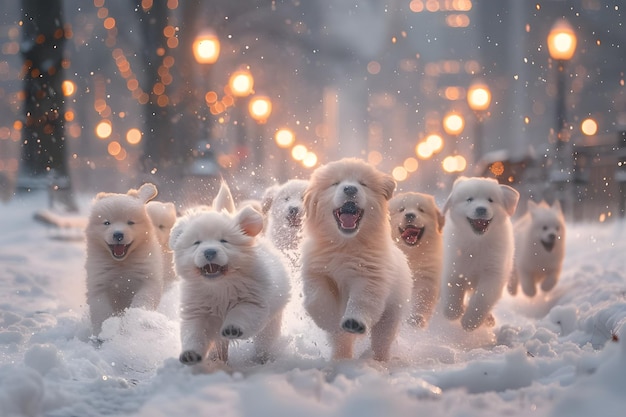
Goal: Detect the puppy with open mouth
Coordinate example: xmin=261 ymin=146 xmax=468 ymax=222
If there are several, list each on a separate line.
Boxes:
xmin=389 ymin=192 xmax=445 ymax=328
xmin=441 ymin=176 xmax=519 ymax=331
xmin=171 ymin=182 xmax=291 ymax=366
xmin=85 ymin=183 xmax=164 ymax=337
xmin=300 ymin=158 xmax=412 ymax=361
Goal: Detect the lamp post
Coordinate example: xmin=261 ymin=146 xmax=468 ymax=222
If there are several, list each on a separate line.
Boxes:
xmin=274 ymin=128 xmax=295 ymax=181
xmin=228 ymin=69 xmax=254 ymax=168
xmin=467 ymin=81 xmax=491 ymax=171
xmin=185 ymin=31 xmax=220 ymax=204
xmin=248 ymin=95 xmax=272 ymax=178
xmin=547 ymin=18 xmax=577 ymax=218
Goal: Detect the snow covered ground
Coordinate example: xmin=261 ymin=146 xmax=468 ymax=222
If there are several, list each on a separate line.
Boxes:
xmin=2 ymin=189 xmax=626 ymax=417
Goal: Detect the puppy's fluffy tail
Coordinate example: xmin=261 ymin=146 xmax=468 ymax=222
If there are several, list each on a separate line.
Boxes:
xmin=213 ymin=180 xmax=235 ymax=213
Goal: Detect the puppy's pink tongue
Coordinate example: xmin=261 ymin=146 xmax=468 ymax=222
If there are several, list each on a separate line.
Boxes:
xmin=402 ymin=229 xmax=420 ymax=244
xmin=113 ymin=244 xmax=126 ymax=257
xmin=340 ymin=213 xmax=358 ymax=229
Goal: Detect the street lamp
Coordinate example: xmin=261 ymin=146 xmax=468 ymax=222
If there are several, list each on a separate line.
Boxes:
xmin=228 ymin=69 xmax=254 ymax=167
xmin=547 ymin=18 xmax=577 ymax=145
xmin=248 ymin=95 xmax=273 ymax=175
xmin=547 ymin=18 xmax=577 ymax=219
xmin=467 ymin=81 xmax=491 ymax=168
xmin=192 ymin=31 xmax=220 ymax=64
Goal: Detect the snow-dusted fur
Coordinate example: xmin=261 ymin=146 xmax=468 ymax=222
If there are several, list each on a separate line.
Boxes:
xmin=85 ymin=183 xmax=164 ymax=336
xmin=170 ymin=182 xmax=291 ymax=365
xmin=508 ymin=200 xmax=566 ymax=297
xmin=300 ymin=158 xmax=413 ymax=361
xmin=389 ymin=192 xmax=444 ymax=328
xmin=441 ymin=177 xmax=519 ymax=331
xmin=146 ymin=200 xmax=177 ymax=288
xmin=262 ymin=179 xmax=308 ymax=265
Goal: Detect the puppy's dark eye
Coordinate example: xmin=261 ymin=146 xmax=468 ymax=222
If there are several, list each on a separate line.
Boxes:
xmin=418 ymin=207 xmax=425 ymax=213
xmin=488 ymin=198 xmax=494 ymax=203
xmin=359 ymin=181 xmax=367 ymax=187
xmin=193 ymin=240 xmax=201 ymax=246
xmin=399 ymin=207 xmax=405 ymax=213
xmin=543 ymin=226 xmax=548 ymax=231
xmin=158 ymin=225 xmax=165 ymax=230
xmin=220 ymin=239 xmax=228 ymax=244
xmin=466 ymin=197 xmax=474 ymax=203
xmin=103 ymin=220 xmax=111 ymax=226
xmin=127 ymin=220 xmax=135 ymax=225
xmin=284 ymin=196 xmax=290 ymax=202
xmin=332 ymin=182 xmax=339 ymax=186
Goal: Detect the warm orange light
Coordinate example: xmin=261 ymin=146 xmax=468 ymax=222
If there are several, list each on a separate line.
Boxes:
xmin=392 ymin=166 xmax=408 ymax=181
xmin=467 ymin=83 xmax=491 ymax=112
xmin=62 ymin=80 xmax=76 ymax=96
xmin=442 ymin=155 xmax=467 ymax=173
xmin=547 ymin=19 xmax=577 ymax=61
xmin=248 ymin=96 xmax=272 ymax=123
xmin=275 ymin=128 xmax=295 ymax=148
xmin=95 ymin=120 xmax=112 ymax=139
xmin=443 ymin=112 xmax=465 ymax=135
xmin=404 ymin=157 xmax=418 ymax=172
xmin=581 ymin=118 xmax=598 ymax=136
xmin=302 ymin=152 xmax=318 ymax=168
xmin=192 ymin=31 xmax=220 ymax=64
xmin=126 ymin=128 xmax=142 ymax=145
xmin=291 ymin=144 xmax=308 ymax=161
xmin=228 ymin=70 xmax=254 ymax=97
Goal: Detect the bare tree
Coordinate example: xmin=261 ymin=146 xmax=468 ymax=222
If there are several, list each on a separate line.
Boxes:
xmin=18 ymin=0 xmax=76 ymax=210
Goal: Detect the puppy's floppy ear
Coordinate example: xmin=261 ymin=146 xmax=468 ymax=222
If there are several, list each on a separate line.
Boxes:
xmin=381 ymin=174 xmax=397 ymax=201
xmin=500 ymin=184 xmax=520 ymax=217
xmin=302 ymin=184 xmax=316 ymax=221
xmin=433 ymin=200 xmax=445 ymax=233
xmin=527 ymin=199 xmax=538 ymax=212
xmin=236 ymin=205 xmax=264 ymax=237
xmin=442 ymin=176 xmax=467 ymax=214
xmin=551 ymin=199 xmax=563 ymax=213
xmin=135 ymin=183 xmax=158 ymax=204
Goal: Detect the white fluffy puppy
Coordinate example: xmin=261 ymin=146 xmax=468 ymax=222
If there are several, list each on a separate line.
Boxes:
xmin=508 ymin=200 xmax=566 ymax=297
xmin=85 ymin=183 xmax=164 ymax=336
xmin=170 ymin=182 xmax=291 ymax=365
xmin=146 ymin=200 xmax=177 ymax=288
xmin=262 ymin=179 xmax=308 ymax=264
xmin=441 ymin=177 xmax=519 ymax=331
xmin=389 ymin=192 xmax=444 ymax=328
xmin=301 ymin=158 xmax=412 ymax=361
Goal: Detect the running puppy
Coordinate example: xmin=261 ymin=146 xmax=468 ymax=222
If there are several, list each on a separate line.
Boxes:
xmin=171 ymin=182 xmax=291 ymax=365
xmin=441 ymin=176 xmax=519 ymax=331
xmin=85 ymin=183 xmax=164 ymax=336
xmin=389 ymin=192 xmax=444 ymax=328
xmin=300 ymin=158 xmax=412 ymax=361
xmin=508 ymin=200 xmax=566 ymax=297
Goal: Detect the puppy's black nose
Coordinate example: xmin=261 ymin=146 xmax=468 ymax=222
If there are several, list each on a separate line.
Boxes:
xmin=405 ymin=212 xmax=416 ymax=222
xmin=475 ymin=207 xmax=487 ymax=217
xmin=547 ymin=233 xmax=556 ymax=242
xmin=113 ymin=232 xmax=124 ymax=242
xmin=343 ymin=185 xmax=358 ymax=197
xmin=288 ymin=206 xmax=299 ymax=216
xmin=204 ymin=249 xmax=217 ymax=261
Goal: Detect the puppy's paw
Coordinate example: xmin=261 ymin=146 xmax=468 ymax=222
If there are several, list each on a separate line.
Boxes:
xmin=342 ymin=318 xmax=366 ymax=334
xmin=507 ymin=280 xmax=518 ymax=296
xmin=221 ymin=324 xmax=244 ymax=339
xmin=484 ymin=313 xmax=496 ymax=327
xmin=179 ymin=350 xmax=203 ymax=365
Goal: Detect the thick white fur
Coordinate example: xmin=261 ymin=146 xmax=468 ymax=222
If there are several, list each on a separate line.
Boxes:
xmin=441 ymin=177 xmax=519 ymax=331
xmin=146 ymin=200 xmax=177 ymax=288
xmin=508 ymin=200 xmax=566 ymax=297
xmin=389 ymin=192 xmax=444 ymax=328
xmin=300 ymin=158 xmax=412 ymax=361
xmin=85 ymin=183 xmax=163 ymax=336
xmin=171 ymin=182 xmax=291 ymax=365
xmin=262 ymin=179 xmax=309 ymax=265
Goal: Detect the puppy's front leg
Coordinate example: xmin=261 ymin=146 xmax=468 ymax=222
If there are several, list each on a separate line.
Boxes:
xmin=130 ymin=278 xmax=162 ymax=310
xmin=221 ymin=302 xmax=269 ymax=340
xmin=342 ymin=279 xmax=387 ymax=335
xmin=180 ymin=316 xmax=214 ymax=365
xmin=89 ymin=293 xmax=115 ymax=336
xmin=540 ymin=271 xmax=559 ymax=293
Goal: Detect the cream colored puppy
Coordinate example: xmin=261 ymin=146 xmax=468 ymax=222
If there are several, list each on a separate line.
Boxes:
xmin=441 ymin=177 xmax=519 ymax=331
xmin=85 ymin=183 xmax=164 ymax=336
xmin=389 ymin=192 xmax=444 ymax=328
xmin=171 ymin=182 xmax=291 ymax=365
xmin=301 ymin=158 xmax=412 ymax=361
xmin=508 ymin=200 xmax=566 ymax=297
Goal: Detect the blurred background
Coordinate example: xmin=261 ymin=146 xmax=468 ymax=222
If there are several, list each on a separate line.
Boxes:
xmin=0 ymin=0 xmax=624 ymax=221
